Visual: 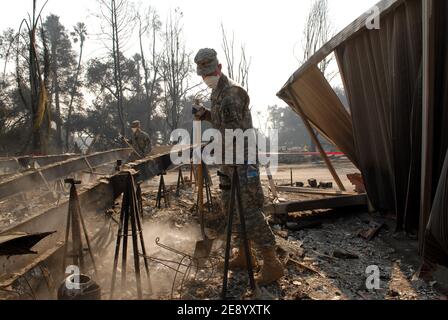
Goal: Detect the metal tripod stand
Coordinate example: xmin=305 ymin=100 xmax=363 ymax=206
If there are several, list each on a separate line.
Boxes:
xmin=62 ymin=179 xmax=98 ymax=278
xmin=176 ymin=166 xmax=186 ymax=197
xmin=110 ymin=172 xmax=152 ymax=300
xmin=221 ymin=166 xmax=256 ymax=299
xmin=197 ymin=161 xmax=214 ymax=213
xmin=156 ymin=172 xmax=169 ymax=208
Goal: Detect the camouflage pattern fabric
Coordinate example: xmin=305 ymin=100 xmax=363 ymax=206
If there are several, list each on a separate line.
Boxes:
xmin=210 ymin=74 xmax=276 ymax=249
xmin=130 ymin=129 xmax=152 ymax=161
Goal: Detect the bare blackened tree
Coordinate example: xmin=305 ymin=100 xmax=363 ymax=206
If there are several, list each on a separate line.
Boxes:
xmin=296 ymin=0 xmax=334 ymax=157
xmin=221 ymin=23 xmax=251 ymax=92
xmin=159 ymin=9 xmax=194 ymax=137
xmin=299 ymin=0 xmax=333 ymax=77
xmin=97 ymin=0 xmax=136 ymax=136
xmin=65 ymin=22 xmax=87 ymax=151
xmin=137 ymin=6 xmax=162 ymax=136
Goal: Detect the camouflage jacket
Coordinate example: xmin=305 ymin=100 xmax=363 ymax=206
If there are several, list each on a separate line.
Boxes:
xmin=131 ymin=129 xmax=152 ymax=159
xmin=206 ymin=74 xmax=256 ymax=165
xmin=210 ymin=74 xmax=253 ymax=132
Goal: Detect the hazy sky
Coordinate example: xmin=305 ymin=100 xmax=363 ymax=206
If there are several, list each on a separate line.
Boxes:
xmin=0 ymin=0 xmax=379 ymax=122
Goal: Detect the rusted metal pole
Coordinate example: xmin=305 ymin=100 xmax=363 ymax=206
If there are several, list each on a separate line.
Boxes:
xmin=286 ymin=88 xmax=346 ymax=192
xmin=290 ymin=168 xmax=294 ymax=186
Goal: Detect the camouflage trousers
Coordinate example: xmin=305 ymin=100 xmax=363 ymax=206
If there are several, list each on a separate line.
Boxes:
xmin=219 ymin=164 xmax=276 ymax=249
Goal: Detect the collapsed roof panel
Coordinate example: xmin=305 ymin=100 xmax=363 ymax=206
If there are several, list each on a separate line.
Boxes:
xmin=278 ymin=0 xmax=448 ymax=268
xmin=283 ymin=65 xmax=359 ymax=167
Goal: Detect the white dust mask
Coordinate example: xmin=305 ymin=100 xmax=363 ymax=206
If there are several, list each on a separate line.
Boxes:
xmin=204 ymin=75 xmax=221 ymax=90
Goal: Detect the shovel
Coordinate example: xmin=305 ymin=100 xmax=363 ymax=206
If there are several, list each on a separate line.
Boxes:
xmin=119 ymin=134 xmax=142 ymax=159
xmin=193 ymin=119 xmax=214 ymax=263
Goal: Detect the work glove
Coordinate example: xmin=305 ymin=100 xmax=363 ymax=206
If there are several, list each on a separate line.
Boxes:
xmin=119 ymin=135 xmax=130 ymax=144
xmin=192 ymin=105 xmax=207 ymax=120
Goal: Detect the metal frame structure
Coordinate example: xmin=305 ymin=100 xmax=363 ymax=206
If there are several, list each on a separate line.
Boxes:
xmin=277 ymin=0 xmax=406 ymax=191
xmin=278 ymin=0 xmax=448 ymax=269
xmin=0 ymin=154 xmax=80 ymax=173
xmin=0 ymin=149 xmax=132 ymax=201
xmin=0 ymin=145 xmax=191 ymax=289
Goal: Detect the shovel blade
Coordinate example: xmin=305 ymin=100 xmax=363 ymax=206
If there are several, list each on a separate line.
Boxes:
xmin=193 ymin=239 xmax=214 ymax=260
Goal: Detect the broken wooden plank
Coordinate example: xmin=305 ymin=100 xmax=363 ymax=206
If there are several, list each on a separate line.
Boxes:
xmin=287 ymin=258 xmax=324 ymax=277
xmin=358 ymin=221 xmax=385 ymax=241
xmin=333 ymin=249 xmax=359 ymax=260
xmin=277 ymin=185 xmax=356 ymax=196
xmin=0 ymin=242 xmax=64 ymax=288
xmin=266 ymin=194 xmax=368 ymax=215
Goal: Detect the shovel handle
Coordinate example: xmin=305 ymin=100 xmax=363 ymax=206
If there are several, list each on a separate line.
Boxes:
xmin=194 ymin=120 xmax=206 ymax=238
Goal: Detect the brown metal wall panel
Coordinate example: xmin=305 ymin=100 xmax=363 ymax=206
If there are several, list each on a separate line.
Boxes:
xmin=335 ymin=0 xmax=422 ymax=227
xmin=277 ymin=0 xmax=448 ymax=266
xmin=423 ymin=0 xmax=448 ymax=267
xmin=425 ymin=151 xmax=448 ymax=266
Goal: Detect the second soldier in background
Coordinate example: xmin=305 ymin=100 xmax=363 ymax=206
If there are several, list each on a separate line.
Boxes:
xmin=129 ymin=120 xmax=152 ymax=161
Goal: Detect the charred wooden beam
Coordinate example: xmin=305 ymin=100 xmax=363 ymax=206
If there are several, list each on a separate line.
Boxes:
xmin=266 ymin=194 xmax=368 ymax=215
xmin=276 ymin=186 xmax=357 ymax=197
xmin=0 ymin=149 xmax=132 ymax=201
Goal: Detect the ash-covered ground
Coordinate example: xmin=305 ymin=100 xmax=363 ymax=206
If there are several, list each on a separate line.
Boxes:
xmin=91 ymin=162 xmax=447 ymax=300
xmin=2 ymin=161 xmax=446 ymax=300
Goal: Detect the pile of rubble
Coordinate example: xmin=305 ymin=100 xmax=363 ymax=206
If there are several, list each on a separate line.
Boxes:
xmin=4 ymin=162 xmax=444 ymax=301
xmin=98 ymin=172 xmax=446 ymax=301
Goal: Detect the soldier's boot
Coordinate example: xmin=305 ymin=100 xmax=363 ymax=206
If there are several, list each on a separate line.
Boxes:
xmin=219 ymin=243 xmax=258 ymax=270
xmin=255 ymin=247 xmax=284 ymax=286
xmin=229 ymin=243 xmax=259 ymax=270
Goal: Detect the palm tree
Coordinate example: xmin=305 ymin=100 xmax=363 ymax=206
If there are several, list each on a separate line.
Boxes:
xmin=65 ymin=22 xmax=87 ymax=151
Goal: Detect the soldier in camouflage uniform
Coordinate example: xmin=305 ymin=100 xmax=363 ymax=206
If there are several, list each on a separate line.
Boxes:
xmin=129 ymin=120 xmax=152 ymax=161
xmin=194 ymin=48 xmax=284 ymax=286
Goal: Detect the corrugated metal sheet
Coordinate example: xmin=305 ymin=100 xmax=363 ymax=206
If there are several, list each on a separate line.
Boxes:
xmin=278 ymin=0 xmax=448 ymax=267
xmin=335 ymin=0 xmax=422 ymax=226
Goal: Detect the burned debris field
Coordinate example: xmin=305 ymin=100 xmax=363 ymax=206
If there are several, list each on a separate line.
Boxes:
xmin=1 ymin=0 xmax=448 ymax=304
xmin=1 ymin=158 xmax=446 ymax=301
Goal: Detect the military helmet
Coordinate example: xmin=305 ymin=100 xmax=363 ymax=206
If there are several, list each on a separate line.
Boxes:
xmin=131 ymin=120 xmax=141 ymax=128
xmin=194 ymin=48 xmax=219 ymax=76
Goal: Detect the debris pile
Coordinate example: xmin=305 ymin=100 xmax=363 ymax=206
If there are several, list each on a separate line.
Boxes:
xmin=87 ymin=166 xmax=445 ymax=300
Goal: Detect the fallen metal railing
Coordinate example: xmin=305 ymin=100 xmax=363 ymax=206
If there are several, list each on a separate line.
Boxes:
xmin=0 ymin=154 xmax=80 ymax=172
xmin=0 ymin=145 xmax=191 ymax=290
xmin=0 ymin=149 xmax=132 ymax=201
